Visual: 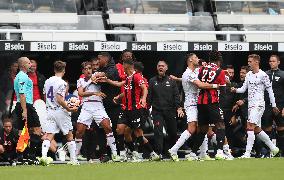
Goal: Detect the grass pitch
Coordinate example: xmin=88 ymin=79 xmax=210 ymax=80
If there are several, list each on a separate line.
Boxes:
xmin=1 ymin=158 xmax=283 ymax=180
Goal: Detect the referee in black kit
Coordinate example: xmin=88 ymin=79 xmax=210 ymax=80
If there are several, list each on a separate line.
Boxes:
xmin=148 ymin=60 xmax=184 ymax=158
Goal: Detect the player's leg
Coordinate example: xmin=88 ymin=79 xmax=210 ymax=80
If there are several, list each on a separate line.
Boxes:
xmin=152 ymin=109 xmax=165 ymax=156
xmin=99 ymin=117 xmax=121 ymax=162
xmin=75 ymin=108 xmax=91 ymax=156
xmin=65 ymin=131 xmax=78 ymax=165
xmin=169 ymin=106 xmax=197 ymax=159
xmin=260 ymin=105 xmax=273 ymax=157
xmin=275 ymin=105 xmax=284 ymax=156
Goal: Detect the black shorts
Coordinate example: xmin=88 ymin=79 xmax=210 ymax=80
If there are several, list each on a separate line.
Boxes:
xmin=262 ymin=104 xmax=284 ymax=128
xmin=197 ymin=103 xmax=223 ymax=126
xmin=118 ymin=109 xmax=146 ymax=129
xmin=13 ymin=102 xmax=41 ymax=129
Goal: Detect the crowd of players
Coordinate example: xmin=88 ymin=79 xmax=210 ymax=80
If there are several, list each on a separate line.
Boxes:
xmin=0 ymin=50 xmax=284 ymax=166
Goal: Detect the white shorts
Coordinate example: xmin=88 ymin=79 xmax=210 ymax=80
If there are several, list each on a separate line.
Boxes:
xmin=46 ymin=109 xmax=73 ymax=135
xmin=185 ymin=105 xmax=198 ymax=123
xmin=248 ymin=106 xmax=265 ymax=127
xmin=77 ymin=103 xmax=109 ymax=128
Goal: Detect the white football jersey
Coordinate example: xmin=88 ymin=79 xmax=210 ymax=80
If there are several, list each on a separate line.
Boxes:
xmin=182 ymin=67 xmax=199 ymax=106
xmin=236 ymin=69 xmax=276 ymax=107
xmin=77 ymin=74 xmax=102 ymax=103
xmin=44 ymin=76 xmax=67 ymax=109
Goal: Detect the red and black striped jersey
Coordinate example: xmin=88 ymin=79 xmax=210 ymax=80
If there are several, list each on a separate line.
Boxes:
xmin=197 ymin=63 xmax=226 ymax=104
xmin=121 ymin=72 xmax=145 ymax=110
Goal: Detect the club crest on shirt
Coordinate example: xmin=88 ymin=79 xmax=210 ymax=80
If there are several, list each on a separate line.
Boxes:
xmin=166 ymin=81 xmax=170 ymax=86
xmin=275 ymin=76 xmax=280 ymax=81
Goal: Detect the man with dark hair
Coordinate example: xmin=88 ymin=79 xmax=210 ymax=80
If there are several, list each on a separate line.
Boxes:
xmin=95 ymin=52 xmax=121 ymax=162
xmin=0 ymin=114 xmax=18 ymax=165
xmin=231 ymin=54 xmax=280 ymax=158
xmin=148 ymin=60 xmax=184 ymax=158
xmin=261 ymin=55 xmax=284 ymax=156
xmin=193 ymin=50 xmax=228 ymax=160
xmin=40 ymin=60 xmax=79 ymax=165
xmin=114 ymin=58 xmax=160 ymax=161
xmin=28 ymin=59 xmax=46 ymax=102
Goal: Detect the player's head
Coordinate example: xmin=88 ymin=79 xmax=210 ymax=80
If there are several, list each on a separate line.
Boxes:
xmin=29 ymin=59 xmax=37 ymax=73
xmin=54 ymin=60 xmax=66 ymax=74
xmin=18 ymin=57 xmax=31 ymax=72
xmin=9 ymin=61 xmax=18 ymax=74
xmin=269 ymin=55 xmax=280 ymax=70
xmin=134 ymin=61 xmax=144 ymax=73
xmin=90 ymin=57 xmax=99 ymax=72
xmin=120 ymin=49 xmax=135 ymax=63
xmin=248 ymin=54 xmax=260 ymax=70
xmin=98 ymin=52 xmax=111 ymax=68
xmin=209 ymin=50 xmax=223 ymax=66
xmin=81 ymin=61 xmax=92 ymax=78
xmin=240 ymin=65 xmax=249 ymax=81
xmin=225 ymin=65 xmax=234 ymax=80
xmin=2 ymin=114 xmax=13 ymax=134
xmin=123 ymin=58 xmax=134 ymax=73
xmin=157 ymin=60 xmax=168 ymax=77
xmin=186 ymin=53 xmax=199 ymax=67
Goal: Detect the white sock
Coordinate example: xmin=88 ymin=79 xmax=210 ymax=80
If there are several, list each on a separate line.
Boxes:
xmin=211 ymin=133 xmax=217 ymax=145
xmin=257 ymin=131 xmax=277 ymax=151
xmin=67 ymin=141 xmax=77 ymax=161
xmin=42 ymin=140 xmax=50 ymax=158
xmin=75 ymin=138 xmax=82 ymax=156
xmin=199 ymin=136 xmax=208 ymax=155
xmin=246 ymin=131 xmax=255 ymax=154
xmin=170 ymin=130 xmax=191 ymax=153
xmin=223 ymin=144 xmax=230 ymax=152
xmin=106 ymin=132 xmax=117 ymax=156
xmin=120 ymin=150 xmax=126 ymax=157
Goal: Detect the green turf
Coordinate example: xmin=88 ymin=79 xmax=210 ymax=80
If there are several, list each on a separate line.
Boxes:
xmin=1 ymin=158 xmax=284 ymax=180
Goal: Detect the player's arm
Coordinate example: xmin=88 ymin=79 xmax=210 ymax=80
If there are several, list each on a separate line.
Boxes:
xmin=78 ymin=86 xmax=105 ymax=98
xmin=192 ymin=79 xmax=219 ymax=89
xmin=113 ymin=93 xmax=124 ymax=104
xmin=56 ymin=94 xmax=76 ymax=112
xmin=172 ymin=80 xmax=184 ymax=118
xmin=169 ymin=75 xmax=182 ymax=82
xmin=104 ymin=78 xmax=125 ymax=87
xmin=18 ymin=77 xmax=27 ymax=120
xmin=263 ymin=75 xmax=277 ymax=108
xmin=147 ymin=79 xmax=153 ymax=106
xmin=232 ymin=76 xmax=248 ymax=93
xmin=140 ymin=83 xmax=148 ymax=108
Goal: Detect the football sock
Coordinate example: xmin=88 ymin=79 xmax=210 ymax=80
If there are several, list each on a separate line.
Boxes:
xmin=170 ymin=130 xmax=191 ymax=153
xmin=216 ymin=128 xmax=226 ymax=150
xmin=42 ymin=140 xmax=51 ymax=158
xmin=75 ymin=138 xmax=82 ymax=155
xmin=199 ymin=135 xmax=208 ymax=155
xmin=246 ymin=130 xmax=255 ymax=154
xmin=106 ymin=132 xmax=117 ymax=155
xmin=256 ymin=131 xmax=276 ymax=151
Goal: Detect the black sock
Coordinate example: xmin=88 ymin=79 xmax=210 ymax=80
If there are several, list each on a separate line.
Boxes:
xmin=216 ymin=128 xmax=225 ymax=150
xmin=125 ymin=141 xmax=135 ymax=152
xmin=277 ymin=130 xmax=284 ymax=156
xmin=191 ymin=132 xmax=206 ymax=153
xmin=117 ymin=134 xmax=125 ymax=151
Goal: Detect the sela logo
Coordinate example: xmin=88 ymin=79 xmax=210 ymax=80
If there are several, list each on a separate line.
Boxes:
xmin=37 ymin=42 xmax=57 ymax=50
xmin=101 ymin=42 xmax=121 ymax=50
xmin=163 ymin=43 xmax=182 ymax=51
xmin=69 ymin=43 xmax=89 ymax=51
xmin=193 ymin=43 xmax=213 ymax=51
xmin=157 ymin=42 xmax=187 ymax=51
xmin=132 ymin=43 xmax=152 ymax=51
xmin=4 ymin=43 xmax=25 ymax=50
xmin=253 ymin=43 xmax=273 ymax=51
xmin=225 ymin=43 xmax=243 ymax=51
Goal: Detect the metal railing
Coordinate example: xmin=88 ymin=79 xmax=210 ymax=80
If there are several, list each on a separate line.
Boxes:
xmin=1 ymin=29 xmax=284 ymax=42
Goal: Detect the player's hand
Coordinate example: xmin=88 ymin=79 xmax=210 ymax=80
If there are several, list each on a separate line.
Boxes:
xmin=236 ymin=100 xmax=244 ymax=106
xmin=169 ymin=75 xmax=179 ymax=81
xmin=177 ymin=108 xmax=184 ymax=118
xmin=139 ymin=98 xmax=147 ymax=108
xmin=282 ymin=108 xmax=284 ymax=117
xmin=22 ymin=110 xmax=27 ymax=121
xmin=94 ymin=92 xmax=107 ymax=98
xmin=113 ymin=96 xmax=120 ymax=104
xmin=232 ymin=104 xmax=239 ymax=112
xmin=96 ymin=76 xmax=108 ymax=83
xmin=273 ymin=107 xmax=280 ymax=116
xmin=231 ymin=87 xmax=237 ymax=93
